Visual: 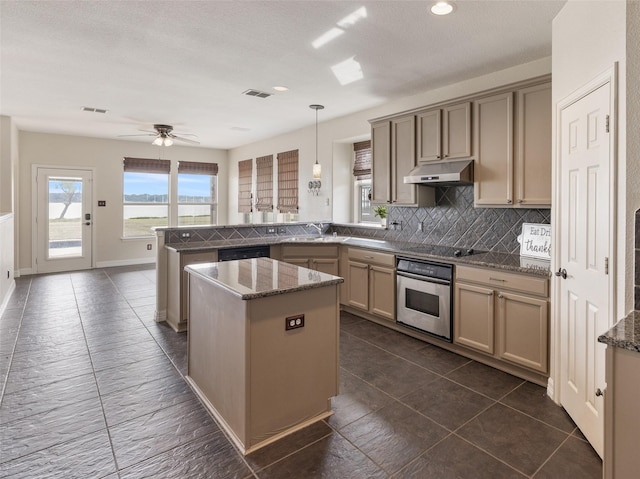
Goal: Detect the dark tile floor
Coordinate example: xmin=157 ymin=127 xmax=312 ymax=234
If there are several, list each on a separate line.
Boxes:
xmin=0 ymin=265 xmax=603 ymax=478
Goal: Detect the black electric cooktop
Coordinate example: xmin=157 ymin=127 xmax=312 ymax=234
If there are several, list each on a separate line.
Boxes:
xmin=403 ymin=244 xmax=486 ymax=258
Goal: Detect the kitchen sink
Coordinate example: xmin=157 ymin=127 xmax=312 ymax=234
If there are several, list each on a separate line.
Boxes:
xmin=283 ymin=236 xmax=349 ymax=243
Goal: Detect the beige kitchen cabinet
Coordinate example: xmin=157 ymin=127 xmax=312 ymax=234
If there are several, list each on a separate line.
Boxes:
xmin=370 ymin=118 xmax=435 ymax=207
xmin=474 ymin=82 xmax=551 ymax=207
xmin=417 ymin=102 xmax=471 ymax=163
xmin=167 ymin=248 xmax=218 ymax=332
xmin=514 ymin=82 xmax=552 ymax=206
xmin=604 ymin=344 xmax=640 ymax=478
xmin=454 ymin=265 xmax=549 ymax=374
xmin=281 ymin=244 xmax=339 ymax=276
xmin=346 ymin=248 xmax=395 ymax=321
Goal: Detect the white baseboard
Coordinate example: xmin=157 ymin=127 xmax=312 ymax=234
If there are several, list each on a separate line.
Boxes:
xmin=155 ymin=309 xmax=167 ymax=323
xmin=95 ymin=258 xmax=156 ymax=268
xmin=0 ymin=280 xmax=16 ymax=318
xmin=546 ymin=377 xmax=555 ymax=400
xmin=18 ymin=268 xmax=34 ymax=276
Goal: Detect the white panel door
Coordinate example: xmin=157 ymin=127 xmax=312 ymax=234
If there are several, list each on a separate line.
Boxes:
xmin=35 ymin=167 xmax=93 ymax=273
xmin=558 ymin=82 xmax=611 ymax=458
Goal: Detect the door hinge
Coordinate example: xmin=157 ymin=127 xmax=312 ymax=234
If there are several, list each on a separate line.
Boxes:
xmin=605 ymin=115 xmax=610 ymax=133
xmin=605 ymin=257 xmax=609 ymax=275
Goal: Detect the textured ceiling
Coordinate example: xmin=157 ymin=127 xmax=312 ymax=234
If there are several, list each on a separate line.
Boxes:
xmin=0 ymin=0 xmax=566 ymax=149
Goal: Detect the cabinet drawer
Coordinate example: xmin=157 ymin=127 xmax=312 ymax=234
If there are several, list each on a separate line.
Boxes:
xmin=282 ymin=245 xmax=338 ymax=258
xmin=455 ymin=265 xmax=548 ymax=297
xmin=181 ymin=250 xmax=218 ymax=267
xmin=347 ymin=248 xmax=395 ymax=267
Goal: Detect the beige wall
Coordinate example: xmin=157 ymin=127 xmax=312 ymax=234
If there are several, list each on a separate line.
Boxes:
xmin=552 ymin=0 xmax=630 ymax=315
xmin=226 ymin=57 xmax=552 ymax=224
xmin=17 ymin=132 xmax=227 ymax=273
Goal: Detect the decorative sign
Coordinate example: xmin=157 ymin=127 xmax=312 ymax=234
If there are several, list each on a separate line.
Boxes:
xmin=518 ymin=223 xmax=552 ymax=260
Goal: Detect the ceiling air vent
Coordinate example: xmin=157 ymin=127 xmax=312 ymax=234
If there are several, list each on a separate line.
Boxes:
xmin=242 ymin=89 xmax=272 ymax=99
xmin=81 ymin=106 xmax=108 ymax=113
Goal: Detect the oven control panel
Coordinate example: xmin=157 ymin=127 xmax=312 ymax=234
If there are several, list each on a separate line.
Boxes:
xmin=397 ymin=258 xmax=453 ymax=281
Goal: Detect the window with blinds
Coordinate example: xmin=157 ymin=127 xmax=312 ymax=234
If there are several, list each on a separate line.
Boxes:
xmin=177 ymin=161 xmax=218 ymax=226
xmin=122 ymin=157 xmax=170 ymax=237
xmin=277 ymin=149 xmax=299 ymax=214
xmin=238 ymin=159 xmax=253 ymax=213
xmin=255 ymin=155 xmax=273 ymax=212
xmin=353 ymin=140 xmax=372 ymax=180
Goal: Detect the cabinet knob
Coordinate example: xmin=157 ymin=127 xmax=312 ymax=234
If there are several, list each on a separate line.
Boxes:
xmin=595 ymin=388 xmax=604 ymax=397
xmin=507 ymin=199 xmax=513 ymax=204
xmin=517 ymin=199 xmax=523 ymax=204
xmin=498 ymin=294 xmax=504 ymax=299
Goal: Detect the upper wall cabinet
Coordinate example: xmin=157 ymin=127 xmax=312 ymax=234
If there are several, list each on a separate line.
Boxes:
xmin=371 ymin=117 xmax=435 ymax=207
xmin=474 ymin=82 xmax=552 ymax=207
xmin=417 ymin=102 xmax=471 ymax=163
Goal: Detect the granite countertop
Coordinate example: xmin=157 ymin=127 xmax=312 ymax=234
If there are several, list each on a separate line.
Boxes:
xmin=598 ymin=310 xmax=640 ymax=353
xmin=185 ymin=257 xmax=344 ymax=300
xmin=167 ymin=235 xmax=551 ymax=278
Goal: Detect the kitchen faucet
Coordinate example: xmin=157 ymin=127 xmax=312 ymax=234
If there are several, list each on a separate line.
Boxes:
xmin=307 ymin=222 xmax=323 ymax=237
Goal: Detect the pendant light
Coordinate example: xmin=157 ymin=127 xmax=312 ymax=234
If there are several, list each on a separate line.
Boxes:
xmin=310 ymin=104 xmax=324 ymax=179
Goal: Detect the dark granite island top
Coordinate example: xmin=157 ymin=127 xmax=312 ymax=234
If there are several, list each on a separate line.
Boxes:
xmin=598 ymin=310 xmax=640 ymax=353
xmin=185 ymin=257 xmax=344 ymax=300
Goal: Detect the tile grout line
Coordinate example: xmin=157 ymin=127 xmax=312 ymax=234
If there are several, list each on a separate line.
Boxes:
xmin=0 ymin=278 xmax=32 ymax=408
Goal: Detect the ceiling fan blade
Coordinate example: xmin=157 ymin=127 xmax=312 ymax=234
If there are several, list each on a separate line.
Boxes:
xmin=117 ymin=133 xmax=157 ymax=137
xmin=171 ymin=135 xmax=200 ymax=145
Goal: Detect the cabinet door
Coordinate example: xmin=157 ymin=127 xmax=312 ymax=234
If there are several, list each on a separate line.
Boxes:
xmin=371 ymin=121 xmax=391 ymax=204
xmin=496 ymin=291 xmax=548 ymax=373
xmin=313 ymin=258 xmax=339 ymax=276
xmin=180 ymin=250 xmax=218 ymax=325
xmin=283 ymin=257 xmax=310 ymax=268
xmin=369 ymin=265 xmax=395 ymax=321
xmin=391 ymin=115 xmax=416 ymax=205
xmin=417 ymin=109 xmax=442 ymax=163
xmin=443 ymin=102 xmax=471 ymax=159
xmin=347 ymin=261 xmax=369 ymax=311
xmin=454 ymin=282 xmax=495 ymax=354
xmin=473 ymin=92 xmax=513 ymax=206
xmin=515 ymin=83 xmax=552 ymax=207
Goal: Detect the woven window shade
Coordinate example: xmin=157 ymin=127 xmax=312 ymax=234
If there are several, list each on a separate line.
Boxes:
xmin=238 ymin=159 xmax=253 ymax=213
xmin=277 ymin=149 xmax=299 ymax=213
xmin=123 ymin=157 xmax=171 ymax=174
xmin=255 ymin=155 xmax=274 ymax=212
xmin=178 ymin=161 xmax=218 ymax=175
xmin=353 ymin=140 xmax=372 ymax=180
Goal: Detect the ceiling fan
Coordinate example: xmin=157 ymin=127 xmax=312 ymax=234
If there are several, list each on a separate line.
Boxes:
xmin=119 ymin=124 xmax=200 ymax=146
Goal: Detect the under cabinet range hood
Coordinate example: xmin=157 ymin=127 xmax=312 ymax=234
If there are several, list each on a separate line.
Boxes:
xmin=404 ymin=159 xmax=474 ymax=186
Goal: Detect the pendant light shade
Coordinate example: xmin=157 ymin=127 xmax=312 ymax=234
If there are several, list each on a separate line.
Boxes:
xmin=310 ymin=104 xmax=324 ymax=179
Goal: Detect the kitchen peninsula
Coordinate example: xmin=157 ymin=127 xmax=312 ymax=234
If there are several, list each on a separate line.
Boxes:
xmin=185 ymin=257 xmax=342 ymax=454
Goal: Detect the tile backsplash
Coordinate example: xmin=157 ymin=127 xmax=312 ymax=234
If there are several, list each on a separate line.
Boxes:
xmin=333 ymin=186 xmax=551 ymax=254
xmin=164 ymin=185 xmax=551 ymax=255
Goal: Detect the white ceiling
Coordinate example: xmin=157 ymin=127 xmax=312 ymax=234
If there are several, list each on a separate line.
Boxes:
xmin=0 ymin=0 xmax=566 ymax=150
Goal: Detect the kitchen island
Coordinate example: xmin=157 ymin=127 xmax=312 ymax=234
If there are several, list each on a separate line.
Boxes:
xmin=185 ymin=257 xmax=343 ymax=455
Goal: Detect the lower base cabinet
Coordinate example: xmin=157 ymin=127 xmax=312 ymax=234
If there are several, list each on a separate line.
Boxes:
xmin=345 ymin=248 xmax=395 ymax=322
xmin=454 ymin=265 xmax=549 ymax=374
xmin=281 ymin=245 xmax=339 ymax=276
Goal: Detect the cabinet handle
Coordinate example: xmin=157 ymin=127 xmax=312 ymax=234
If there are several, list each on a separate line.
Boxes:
xmin=364 ymin=256 xmax=374 ymax=259
xmin=489 ymin=277 xmax=506 ymax=282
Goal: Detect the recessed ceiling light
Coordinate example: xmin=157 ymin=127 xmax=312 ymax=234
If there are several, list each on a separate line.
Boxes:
xmin=273 ymin=86 xmax=289 ymax=92
xmin=430 ymin=1 xmax=455 ymax=15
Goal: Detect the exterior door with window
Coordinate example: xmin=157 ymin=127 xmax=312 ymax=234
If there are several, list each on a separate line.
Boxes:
xmin=35 ymin=167 xmax=93 ymax=273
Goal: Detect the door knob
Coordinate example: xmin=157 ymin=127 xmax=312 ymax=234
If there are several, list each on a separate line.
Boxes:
xmin=85 ymin=222 xmax=91 ymax=226
xmin=555 ymin=268 xmax=567 ymax=279
xmin=595 ymin=388 xmax=604 ymax=397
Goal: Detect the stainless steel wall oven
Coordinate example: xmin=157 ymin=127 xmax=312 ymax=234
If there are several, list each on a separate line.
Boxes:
xmin=396 ymin=256 xmax=453 ymax=341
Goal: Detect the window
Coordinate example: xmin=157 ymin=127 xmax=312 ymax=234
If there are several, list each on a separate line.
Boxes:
xmin=256 ymin=155 xmax=274 ymax=223
xmin=277 ymin=149 xmax=299 ymax=220
xmin=177 ymin=161 xmax=218 ymax=226
xmin=238 ymin=159 xmax=253 ymax=222
xmin=123 ymin=157 xmax=170 ymax=237
xmin=352 ymin=141 xmax=375 ymax=223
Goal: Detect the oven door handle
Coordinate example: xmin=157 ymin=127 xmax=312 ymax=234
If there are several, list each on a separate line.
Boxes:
xmin=397 ymin=271 xmax=451 ymax=286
